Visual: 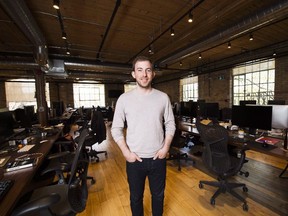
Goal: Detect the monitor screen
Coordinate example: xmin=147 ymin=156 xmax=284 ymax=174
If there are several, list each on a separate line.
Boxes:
xmin=239 ymin=100 xmax=256 ymax=106
xmin=0 ymin=111 xmax=15 ymax=143
xmin=268 ymin=100 xmax=285 ymax=105
xmin=179 ymin=101 xmax=198 ymax=117
xmin=270 ymin=105 xmax=288 ymax=129
xmin=232 ymin=105 xmax=272 ymax=133
xmin=198 ymin=102 xmax=219 ymax=119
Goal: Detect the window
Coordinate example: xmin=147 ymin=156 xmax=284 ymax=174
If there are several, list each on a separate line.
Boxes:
xmin=180 ymin=76 xmax=198 ymax=102
xmin=124 ymin=83 xmax=136 ymax=92
xmin=73 ymin=83 xmax=105 ymax=108
xmin=5 ymin=79 xmax=50 ymax=111
xmin=233 ymin=59 xmax=275 ymax=105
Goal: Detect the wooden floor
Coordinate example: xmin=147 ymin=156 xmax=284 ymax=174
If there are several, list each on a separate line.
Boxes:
xmin=79 ymin=127 xmax=288 ymax=216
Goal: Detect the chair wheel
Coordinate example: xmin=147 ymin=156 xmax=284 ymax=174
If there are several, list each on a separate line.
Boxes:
xmin=210 ymin=198 xmax=215 ymax=205
xmin=243 ymin=186 xmax=248 ymax=192
xmin=91 ymin=179 xmax=96 ymax=184
xmin=199 ymin=183 xmax=203 ymax=189
xmin=243 ymin=203 xmax=249 ymax=211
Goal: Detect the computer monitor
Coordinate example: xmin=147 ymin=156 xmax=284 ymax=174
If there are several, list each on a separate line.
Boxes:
xmin=14 ymin=108 xmax=32 ymax=129
xmin=239 ymin=100 xmax=256 ymax=106
xmin=232 ymin=105 xmax=272 ymax=135
xmin=198 ymin=102 xmax=220 ymax=120
xmin=179 ymin=101 xmax=198 ymax=117
xmin=270 ymin=105 xmax=288 ymax=129
xmin=268 ymin=100 xmax=285 ymax=105
xmin=0 ymin=111 xmax=15 ymax=143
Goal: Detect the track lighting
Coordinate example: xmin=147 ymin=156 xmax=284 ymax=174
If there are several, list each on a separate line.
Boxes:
xmin=53 ymin=0 xmax=60 ymax=10
xmin=198 ymin=53 xmax=202 ymax=59
xmin=179 ymin=61 xmax=183 ymax=67
xmin=188 ymin=11 xmax=193 ymax=23
xmin=273 ymin=51 xmax=276 ymax=56
xmin=170 ymin=28 xmax=175 ymax=36
xmin=228 ymin=41 xmax=231 ymax=49
xmin=148 ymin=45 xmax=154 ymax=55
xmin=249 ymin=33 xmax=253 ymax=41
xmin=62 ymin=32 xmax=67 ymax=40
xmin=66 ymin=48 xmax=70 ymax=55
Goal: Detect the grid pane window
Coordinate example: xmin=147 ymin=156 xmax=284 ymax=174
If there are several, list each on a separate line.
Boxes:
xmin=180 ymin=76 xmax=198 ymax=102
xmin=232 ymin=59 xmax=275 ymax=105
xmin=5 ymin=80 xmax=50 ymax=111
xmin=73 ymin=83 xmax=105 ymax=108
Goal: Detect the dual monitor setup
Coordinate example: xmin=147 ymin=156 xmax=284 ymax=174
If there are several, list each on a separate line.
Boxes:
xmin=175 ymin=100 xmax=220 ymax=120
xmin=174 ymin=100 xmax=288 ymax=149
xmin=0 ymin=106 xmax=35 ymax=144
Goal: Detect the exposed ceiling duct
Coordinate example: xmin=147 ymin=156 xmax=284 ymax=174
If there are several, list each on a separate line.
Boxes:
xmin=0 ymin=0 xmax=50 ymax=71
xmin=155 ymin=0 xmax=288 ymax=67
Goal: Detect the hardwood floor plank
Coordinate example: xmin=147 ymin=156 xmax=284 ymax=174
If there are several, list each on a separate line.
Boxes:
xmin=78 ymin=127 xmax=288 ymax=216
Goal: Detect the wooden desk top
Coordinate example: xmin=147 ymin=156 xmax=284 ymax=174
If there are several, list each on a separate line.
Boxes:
xmin=229 ymin=133 xmax=288 ymax=160
xmin=0 ymin=127 xmax=62 ymax=216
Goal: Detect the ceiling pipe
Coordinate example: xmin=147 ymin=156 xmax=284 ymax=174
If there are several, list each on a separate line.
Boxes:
xmin=64 ymin=61 xmax=131 ymax=73
xmin=97 ymin=0 xmax=121 ymax=59
xmin=0 ymin=0 xmax=50 ymax=71
xmin=155 ymin=0 xmax=288 ymax=67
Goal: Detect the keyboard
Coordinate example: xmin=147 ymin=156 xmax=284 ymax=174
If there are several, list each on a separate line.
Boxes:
xmin=0 ymin=179 xmax=14 ymax=201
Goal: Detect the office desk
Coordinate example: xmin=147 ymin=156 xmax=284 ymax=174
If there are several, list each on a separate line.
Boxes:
xmin=0 ymin=127 xmax=62 ymax=216
xmin=178 ymin=120 xmax=288 ymax=162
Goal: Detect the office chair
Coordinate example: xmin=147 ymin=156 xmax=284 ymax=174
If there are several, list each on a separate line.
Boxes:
xmin=167 ymin=118 xmax=195 ymax=171
xmin=12 ymin=128 xmax=90 ymax=216
xmin=196 ymin=120 xmax=249 ymax=211
xmin=85 ymin=109 xmax=107 ymax=162
xmin=41 ymin=121 xmax=96 ymax=185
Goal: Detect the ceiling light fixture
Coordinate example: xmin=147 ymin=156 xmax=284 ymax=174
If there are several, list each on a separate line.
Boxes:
xmin=148 ymin=45 xmax=154 ymax=55
xmin=53 ymin=0 xmax=60 ymax=10
xmin=249 ymin=33 xmax=254 ymax=41
xmin=62 ymin=32 xmax=67 ymax=40
xmin=66 ymin=48 xmax=70 ymax=55
xmin=198 ymin=53 xmax=202 ymax=59
xmin=188 ymin=11 xmax=193 ymax=23
xmin=273 ymin=51 xmax=276 ymax=56
xmin=170 ymin=27 xmax=175 ymax=36
xmin=228 ymin=41 xmax=231 ymax=48
xmin=179 ymin=61 xmax=183 ymax=67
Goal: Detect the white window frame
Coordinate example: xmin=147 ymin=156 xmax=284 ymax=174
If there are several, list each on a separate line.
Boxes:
xmin=232 ymin=59 xmax=275 ymax=105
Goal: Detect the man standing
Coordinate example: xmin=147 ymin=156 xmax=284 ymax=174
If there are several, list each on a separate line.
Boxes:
xmin=111 ymin=56 xmax=175 ymax=216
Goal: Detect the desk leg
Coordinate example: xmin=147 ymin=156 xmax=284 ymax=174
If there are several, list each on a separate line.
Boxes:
xmin=279 ymin=161 xmax=288 ymax=179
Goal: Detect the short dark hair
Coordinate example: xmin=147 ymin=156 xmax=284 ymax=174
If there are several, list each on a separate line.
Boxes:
xmin=132 ymin=56 xmax=153 ymax=71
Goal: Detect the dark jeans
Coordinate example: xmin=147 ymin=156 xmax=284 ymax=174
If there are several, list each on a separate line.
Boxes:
xmin=126 ymin=158 xmax=166 ymax=216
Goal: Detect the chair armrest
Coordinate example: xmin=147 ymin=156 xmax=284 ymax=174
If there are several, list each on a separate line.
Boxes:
xmin=46 ymin=151 xmax=71 ymax=160
xmin=12 ymin=193 xmax=60 ymax=216
xmin=41 ymin=162 xmax=69 ymax=176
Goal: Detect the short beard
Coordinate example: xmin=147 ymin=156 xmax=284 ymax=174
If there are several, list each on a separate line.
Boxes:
xmin=136 ymin=80 xmax=152 ymax=89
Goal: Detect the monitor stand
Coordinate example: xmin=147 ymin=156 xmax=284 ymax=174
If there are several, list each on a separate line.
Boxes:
xmin=284 ymin=128 xmax=287 ymax=150
xmin=248 ymin=128 xmax=257 ymax=136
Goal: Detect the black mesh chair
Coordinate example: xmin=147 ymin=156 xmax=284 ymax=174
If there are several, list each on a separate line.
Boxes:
xmin=196 ymin=120 xmax=249 ymax=211
xmin=12 ymin=128 xmax=90 ymax=216
xmin=167 ymin=118 xmax=195 ymax=171
xmin=85 ymin=109 xmax=107 ymax=162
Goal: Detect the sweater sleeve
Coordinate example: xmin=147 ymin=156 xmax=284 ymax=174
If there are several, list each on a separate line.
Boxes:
xmin=163 ymin=95 xmax=176 ymax=137
xmin=111 ymin=95 xmax=125 ymax=143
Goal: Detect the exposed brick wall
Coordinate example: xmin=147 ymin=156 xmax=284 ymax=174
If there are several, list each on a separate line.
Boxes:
xmin=275 ymin=56 xmax=288 ymax=103
xmin=198 ymin=69 xmax=232 ymax=109
xmin=49 ymin=82 xmax=74 ymax=109
xmin=154 ymin=80 xmax=179 ymax=103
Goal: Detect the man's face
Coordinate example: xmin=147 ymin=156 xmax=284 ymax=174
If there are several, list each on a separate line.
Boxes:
xmin=132 ymin=60 xmax=155 ymax=89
